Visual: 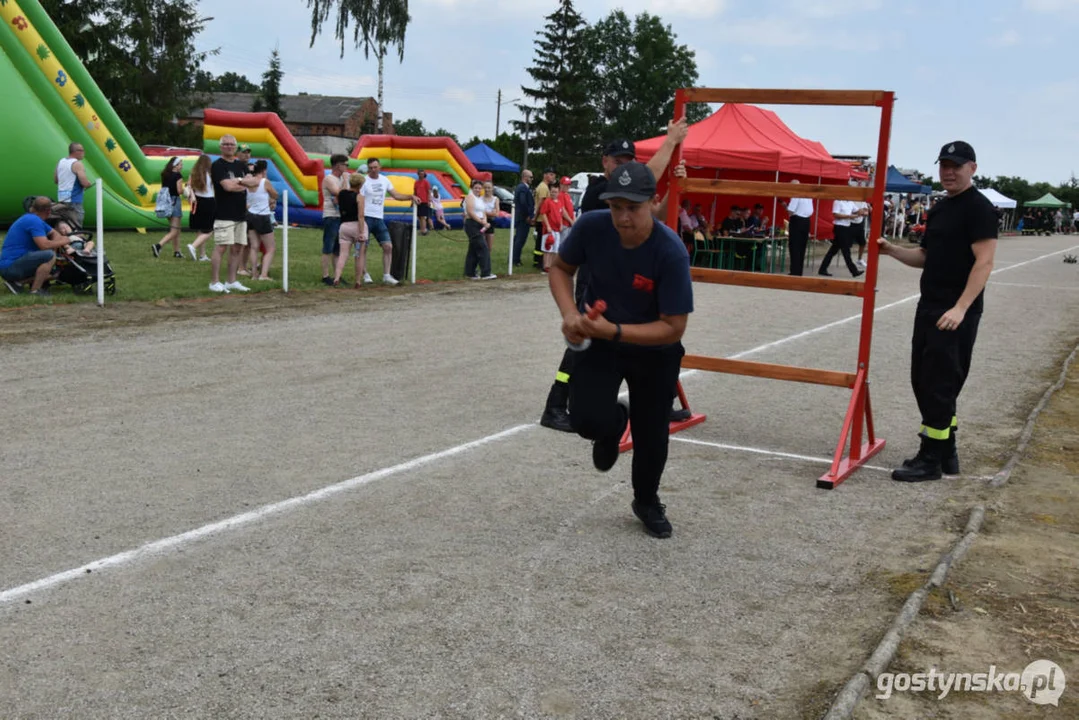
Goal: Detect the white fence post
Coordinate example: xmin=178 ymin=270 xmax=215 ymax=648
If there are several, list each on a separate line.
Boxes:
xmin=282 ymin=191 xmax=289 ymax=292
xmin=96 ymin=179 xmax=105 ymax=307
xmin=410 ymin=202 xmax=417 ymax=284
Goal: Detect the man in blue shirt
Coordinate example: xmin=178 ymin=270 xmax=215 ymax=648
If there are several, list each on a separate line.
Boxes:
xmin=0 ymin=196 xmax=71 ymax=295
xmin=550 ymin=162 xmax=694 ymax=539
xmin=511 ymin=169 xmax=534 ymax=266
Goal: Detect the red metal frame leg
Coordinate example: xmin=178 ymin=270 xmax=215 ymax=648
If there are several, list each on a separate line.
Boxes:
xmin=818 ymin=372 xmax=886 ymax=489
xmin=619 ymin=380 xmax=706 ymax=452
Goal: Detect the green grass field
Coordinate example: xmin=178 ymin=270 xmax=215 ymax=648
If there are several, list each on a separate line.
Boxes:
xmin=0 ymin=226 xmax=544 ymax=308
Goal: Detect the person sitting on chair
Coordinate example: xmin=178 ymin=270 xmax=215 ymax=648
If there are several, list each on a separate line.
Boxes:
xmin=0 ymin=196 xmax=74 ymax=295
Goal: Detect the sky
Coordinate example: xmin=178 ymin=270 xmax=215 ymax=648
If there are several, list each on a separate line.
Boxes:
xmin=195 ymin=0 xmax=1079 ymax=184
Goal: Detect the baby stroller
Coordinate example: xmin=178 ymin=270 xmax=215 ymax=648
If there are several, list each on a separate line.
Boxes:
xmin=18 ymin=196 xmax=117 ymax=296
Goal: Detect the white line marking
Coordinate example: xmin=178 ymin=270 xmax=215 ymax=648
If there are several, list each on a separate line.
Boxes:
xmin=990 ymin=282 xmax=1079 ymax=291
xmin=671 ymin=436 xmax=891 ymax=473
xmin=8 ymin=245 xmax=1075 ymax=607
xmin=0 ymin=424 xmax=534 ymax=607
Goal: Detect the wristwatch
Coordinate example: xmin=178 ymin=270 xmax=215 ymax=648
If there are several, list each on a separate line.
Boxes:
xmin=612 ymin=323 xmax=622 ymax=343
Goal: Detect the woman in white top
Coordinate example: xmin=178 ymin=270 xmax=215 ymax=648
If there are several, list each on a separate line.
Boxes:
xmin=185 ymin=154 xmax=214 ymax=261
xmin=244 ymin=160 xmax=278 ymax=280
xmin=482 ymin=181 xmax=500 ymax=253
xmin=429 ymin=186 xmax=451 ymax=230
xmin=464 ymin=179 xmax=495 ymax=279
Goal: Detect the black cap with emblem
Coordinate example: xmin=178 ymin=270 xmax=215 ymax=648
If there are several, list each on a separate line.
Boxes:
xmin=599 ymin=162 xmax=657 ymax=203
xmin=936 ymin=140 xmax=976 ymax=165
xmin=603 ymin=139 xmax=636 ymax=158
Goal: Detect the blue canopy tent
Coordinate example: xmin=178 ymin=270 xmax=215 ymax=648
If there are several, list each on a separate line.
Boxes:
xmin=885 ymin=165 xmax=931 ymax=194
xmin=464 ymin=142 xmax=520 ymax=173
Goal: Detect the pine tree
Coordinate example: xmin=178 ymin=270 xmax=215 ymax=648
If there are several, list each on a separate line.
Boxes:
xmin=515 ymin=0 xmax=596 ymax=171
xmin=253 ymin=48 xmax=286 ymax=119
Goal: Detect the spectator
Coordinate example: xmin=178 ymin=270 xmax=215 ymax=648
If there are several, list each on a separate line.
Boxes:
xmin=0 ymin=196 xmax=72 ymax=295
xmin=677 ymin=199 xmax=697 ymax=244
xmin=558 ymin=176 xmax=576 ymax=238
xmin=238 ymin=144 xmax=254 ymax=175
xmin=463 ymin=179 xmax=495 ymax=280
xmin=151 ymin=157 xmax=185 ymax=259
xmin=430 ymin=186 xmax=451 ymax=231
xmin=414 ymin=170 xmax=432 ymax=236
xmin=819 ymin=198 xmax=863 ymax=278
xmin=512 ymin=169 xmax=535 ymax=266
xmin=719 ymin=206 xmax=744 ymax=235
xmin=1054 ymin=208 xmax=1063 ymax=234
xmin=691 ymin=204 xmax=710 ymax=236
xmin=186 ymin=154 xmax=214 ymax=262
xmin=209 ymin=134 xmax=260 ymax=294
xmin=362 ymin=158 xmax=417 ymax=285
xmin=333 ymin=173 xmax=368 ymax=287
xmin=55 ymin=143 xmax=91 ymax=227
xmin=245 ymin=160 xmax=278 ymax=281
xmin=532 ymin=167 xmax=556 ymax=268
xmin=1072 ymin=207 xmax=1079 ymax=233
xmin=539 ymin=184 xmax=571 ymax=272
xmin=483 ymin=181 xmax=500 ymax=253
xmin=320 ymin=154 xmax=351 ymax=285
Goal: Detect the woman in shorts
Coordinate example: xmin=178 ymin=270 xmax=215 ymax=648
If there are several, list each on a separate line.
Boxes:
xmin=152 ymin=157 xmax=185 ymax=259
xmin=430 ymin=186 xmax=451 ymax=230
xmin=185 ymin=154 xmax=214 ymax=261
xmin=333 ymin=173 xmax=368 ymax=287
xmin=245 ymin=160 xmax=278 ymax=281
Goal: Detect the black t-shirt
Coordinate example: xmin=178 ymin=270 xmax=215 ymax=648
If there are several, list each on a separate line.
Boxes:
xmin=162 ymin=171 xmax=182 ymax=199
xmin=338 ymin=189 xmax=359 ymax=223
xmin=720 ymin=217 xmax=743 ymax=234
xmin=211 ymin=158 xmax=249 ymax=221
xmin=579 ymin=176 xmax=608 ymax=214
xmin=919 ymin=186 xmax=997 ymax=314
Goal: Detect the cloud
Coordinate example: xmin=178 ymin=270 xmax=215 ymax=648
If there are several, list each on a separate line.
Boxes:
xmin=739 ymin=54 xmax=757 ymax=65
xmin=988 ymin=30 xmax=1021 ymax=47
xmin=606 ymin=0 xmax=727 ymax=19
xmin=792 ymin=0 xmax=884 ymax=17
xmin=1023 ymin=0 xmax=1079 ymax=11
xmin=441 ymin=87 xmax=477 ymax=104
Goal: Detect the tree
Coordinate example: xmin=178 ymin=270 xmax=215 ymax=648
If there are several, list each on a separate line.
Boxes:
xmin=394 ymin=117 xmax=427 ymax=136
xmin=210 ymin=71 xmax=260 ymax=93
xmin=430 ymin=128 xmax=459 ymax=144
xmin=583 ymin=10 xmax=707 ymax=143
xmin=41 ymin=0 xmax=214 ymax=147
xmin=252 ymin=48 xmax=286 ymax=118
xmin=306 ymin=0 xmax=411 ymax=132
xmin=515 ymin=0 xmax=596 ymax=170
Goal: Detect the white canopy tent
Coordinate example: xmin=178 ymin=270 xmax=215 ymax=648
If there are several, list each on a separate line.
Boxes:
xmin=978 ymin=187 xmax=1017 ymax=209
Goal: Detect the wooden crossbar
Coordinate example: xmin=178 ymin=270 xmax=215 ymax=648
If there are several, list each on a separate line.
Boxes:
xmin=682 ymin=88 xmax=886 ymax=107
xmin=682 ymin=355 xmax=857 ymax=388
xmin=680 ymin=178 xmax=872 ymax=202
xmin=689 ymin=267 xmax=865 ymax=297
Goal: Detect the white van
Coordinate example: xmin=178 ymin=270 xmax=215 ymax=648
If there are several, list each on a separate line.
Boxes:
xmin=567 ymin=172 xmax=602 ymax=211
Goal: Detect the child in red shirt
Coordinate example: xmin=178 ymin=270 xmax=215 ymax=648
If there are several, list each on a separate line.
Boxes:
xmin=539 ymin=185 xmax=573 ymax=271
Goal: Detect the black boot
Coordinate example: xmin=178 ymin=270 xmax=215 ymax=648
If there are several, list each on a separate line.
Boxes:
xmin=941 ymin=435 xmax=959 ymax=475
xmin=892 ymin=437 xmax=946 ymax=482
xmin=540 ymin=382 xmax=573 ymax=433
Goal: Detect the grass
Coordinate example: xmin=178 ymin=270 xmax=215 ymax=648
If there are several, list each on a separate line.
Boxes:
xmin=0 ymin=226 xmax=543 ymax=307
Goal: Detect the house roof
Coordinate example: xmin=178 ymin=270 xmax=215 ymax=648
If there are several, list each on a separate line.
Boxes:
xmin=189 ymin=93 xmax=373 ymax=124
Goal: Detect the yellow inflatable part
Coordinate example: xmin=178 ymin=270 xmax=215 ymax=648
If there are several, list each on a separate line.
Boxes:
xmin=356 ymin=146 xmax=471 ymax=190
xmin=0 ymin=0 xmax=151 ymax=202
xmin=203 ymin=125 xmax=319 ymax=191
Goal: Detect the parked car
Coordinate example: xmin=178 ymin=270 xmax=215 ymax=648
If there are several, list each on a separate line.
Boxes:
xmin=567 ymin=172 xmax=602 ymax=211
xmin=493 ymin=185 xmax=514 ymax=215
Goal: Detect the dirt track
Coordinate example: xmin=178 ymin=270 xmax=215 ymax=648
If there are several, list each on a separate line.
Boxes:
xmin=2 ymin=236 xmax=1077 ymax=719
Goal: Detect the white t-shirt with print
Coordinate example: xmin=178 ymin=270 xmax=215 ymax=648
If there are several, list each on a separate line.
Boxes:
xmin=361 ymin=175 xmax=396 ymax=220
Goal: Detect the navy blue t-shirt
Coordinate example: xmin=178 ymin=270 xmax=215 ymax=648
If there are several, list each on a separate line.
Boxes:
xmin=559 ymin=210 xmax=693 ymax=326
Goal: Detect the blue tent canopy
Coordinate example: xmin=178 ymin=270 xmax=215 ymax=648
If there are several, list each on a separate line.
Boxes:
xmin=885 ymin=165 xmax=931 ymax=194
xmin=464 ymin=142 xmax=520 ymax=173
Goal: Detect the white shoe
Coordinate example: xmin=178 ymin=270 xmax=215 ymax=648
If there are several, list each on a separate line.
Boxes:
xmin=382 ymin=274 xmax=399 ymax=285
xmin=481 ymin=274 xmax=497 ymax=280
xmin=199 ymin=255 xmax=211 ymax=262
xmin=856 ymin=259 xmax=867 ymax=269
xmin=187 ymin=244 xmax=198 ymax=261
xmin=209 ymin=282 xmax=229 ymax=293
xmin=363 ymin=273 xmax=373 ymax=284
xmin=224 ymin=281 xmax=250 ymax=292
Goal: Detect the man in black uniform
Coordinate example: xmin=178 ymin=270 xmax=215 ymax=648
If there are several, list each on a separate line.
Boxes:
xmin=878 ymin=141 xmax=997 ymax=482
xmin=540 ymin=120 xmax=688 ymax=432
xmin=550 ymin=162 xmax=694 ymax=538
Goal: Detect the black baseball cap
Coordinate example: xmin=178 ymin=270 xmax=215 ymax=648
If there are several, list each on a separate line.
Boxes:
xmin=936 ymin=140 xmax=975 ymax=165
xmin=543 ymin=166 xmax=556 ymax=174
xmin=599 ymin=162 xmax=656 ymax=203
xmin=603 ymin=139 xmax=636 ymax=158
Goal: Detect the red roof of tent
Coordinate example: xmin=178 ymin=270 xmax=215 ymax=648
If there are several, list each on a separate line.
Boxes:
xmin=635 ymin=104 xmax=852 ymax=180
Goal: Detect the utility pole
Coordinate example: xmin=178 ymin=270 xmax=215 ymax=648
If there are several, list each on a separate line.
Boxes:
xmin=496 ymin=89 xmax=501 ymax=137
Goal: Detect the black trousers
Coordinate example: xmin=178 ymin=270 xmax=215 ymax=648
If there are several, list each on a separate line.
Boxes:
xmin=546 ymin=266 xmax=593 ymax=411
xmin=569 ymin=340 xmax=685 ymax=504
xmin=463 ymin=219 xmax=491 ymax=278
xmin=911 ymin=309 xmax=981 ymax=438
xmin=788 ymin=215 xmax=810 ymax=275
xmin=820 ymin=224 xmax=859 ymax=275
xmin=533 ymin=222 xmax=545 ymax=266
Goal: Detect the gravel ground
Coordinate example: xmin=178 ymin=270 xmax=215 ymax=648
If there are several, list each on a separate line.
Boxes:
xmin=2 ymin=235 xmax=1077 ymax=719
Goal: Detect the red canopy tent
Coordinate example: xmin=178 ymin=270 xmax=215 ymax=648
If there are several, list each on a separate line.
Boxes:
xmin=635 ymin=104 xmax=854 ymax=239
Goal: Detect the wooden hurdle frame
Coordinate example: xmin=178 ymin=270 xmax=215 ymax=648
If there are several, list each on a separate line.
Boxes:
xmin=628 ymin=88 xmax=895 ymax=489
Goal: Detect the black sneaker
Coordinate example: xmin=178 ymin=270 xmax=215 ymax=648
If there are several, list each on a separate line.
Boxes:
xmin=3 ymin=278 xmax=22 ymax=294
xmin=669 ymin=407 xmax=692 ymax=422
xmin=891 ymin=457 xmax=942 ymax=482
xmin=322 ymin=276 xmax=333 ymax=286
xmin=173 ymin=251 xmax=184 ymax=259
xmin=851 ymin=269 xmax=864 ymax=278
xmin=632 ymin=499 xmax=672 ymax=538
xmin=540 ymin=407 xmax=574 ymax=433
xmin=818 ymin=269 xmax=832 ymax=276
xmin=592 ymin=400 xmax=629 ymax=472
xmin=151 ymin=243 xmax=162 ymax=258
